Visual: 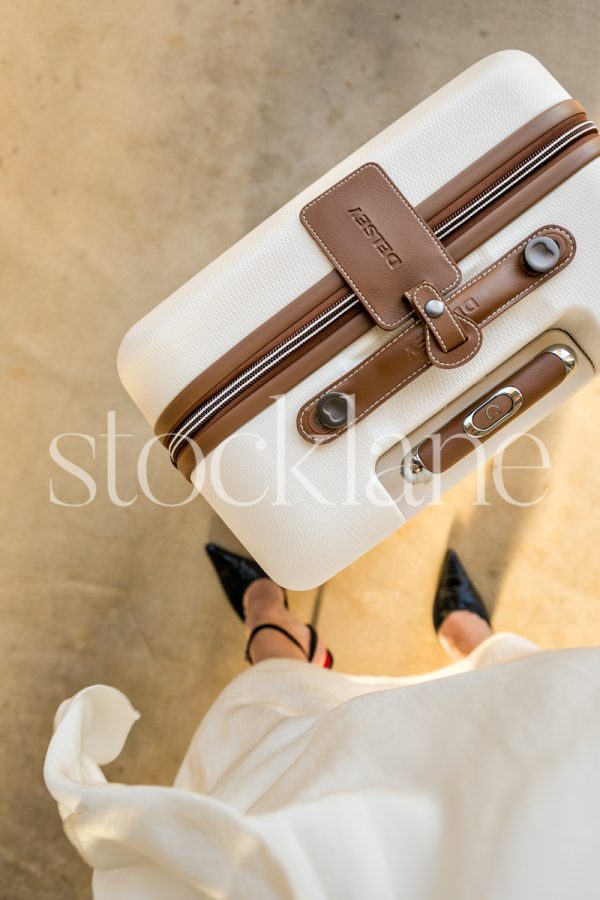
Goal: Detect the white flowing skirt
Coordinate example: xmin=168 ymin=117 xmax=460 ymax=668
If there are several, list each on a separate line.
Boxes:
xmin=44 ymin=634 xmax=600 ymax=899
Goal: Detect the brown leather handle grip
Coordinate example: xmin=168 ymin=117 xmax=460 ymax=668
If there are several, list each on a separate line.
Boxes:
xmin=408 ymin=346 xmax=575 ymax=478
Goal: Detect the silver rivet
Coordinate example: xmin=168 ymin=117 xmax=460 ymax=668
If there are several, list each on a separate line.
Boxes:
xmin=522 ymin=236 xmax=560 ymax=274
xmin=316 ymin=392 xmax=351 ymax=429
xmin=424 ymin=298 xmax=445 ymax=318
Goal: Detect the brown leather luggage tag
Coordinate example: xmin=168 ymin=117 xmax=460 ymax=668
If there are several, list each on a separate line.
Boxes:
xmin=300 ymin=162 xmax=461 ymax=329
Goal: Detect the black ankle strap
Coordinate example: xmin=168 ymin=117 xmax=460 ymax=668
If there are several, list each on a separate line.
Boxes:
xmin=245 ymin=623 xmax=310 ymax=664
xmin=305 ymin=622 xmax=318 ymax=662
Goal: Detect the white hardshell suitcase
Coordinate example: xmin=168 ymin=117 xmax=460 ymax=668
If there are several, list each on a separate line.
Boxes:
xmin=118 ymin=50 xmax=600 ymax=589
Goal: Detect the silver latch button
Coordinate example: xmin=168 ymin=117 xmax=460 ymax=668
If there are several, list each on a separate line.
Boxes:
xmin=463 ymin=386 xmax=523 ymax=437
xmin=424 ymin=298 xmax=445 ymax=318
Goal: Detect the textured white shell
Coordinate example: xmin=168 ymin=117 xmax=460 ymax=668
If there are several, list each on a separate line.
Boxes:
xmin=118 ymin=51 xmax=600 ymax=589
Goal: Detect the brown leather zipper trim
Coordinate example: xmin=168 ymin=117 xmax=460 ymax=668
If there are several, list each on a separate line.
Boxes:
xmin=155 ymin=270 xmax=347 ymax=439
xmin=160 ymin=99 xmax=588 ymax=445
xmin=165 ymin=102 xmax=598 ymax=476
xmin=419 ymin=100 xmax=585 ymax=223
xmin=445 ymin=132 xmax=600 ymax=261
xmin=176 ymin=137 xmax=599 ymax=475
xmin=432 ymin=113 xmax=588 ymax=232
xmin=176 ymin=311 xmax=372 ymax=479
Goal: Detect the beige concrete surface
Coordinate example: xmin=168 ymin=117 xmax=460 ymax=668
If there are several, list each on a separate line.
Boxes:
xmin=2 ymin=1 xmax=600 ymax=896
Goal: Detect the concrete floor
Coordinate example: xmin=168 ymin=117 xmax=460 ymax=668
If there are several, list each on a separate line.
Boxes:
xmin=2 ymin=1 xmax=600 ymax=896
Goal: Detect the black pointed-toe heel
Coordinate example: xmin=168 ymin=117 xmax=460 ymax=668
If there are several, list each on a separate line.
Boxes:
xmin=205 ymin=543 xmax=273 ymax=621
xmin=432 ymin=549 xmax=491 ymax=633
xmin=204 ymin=544 xmax=334 ymax=668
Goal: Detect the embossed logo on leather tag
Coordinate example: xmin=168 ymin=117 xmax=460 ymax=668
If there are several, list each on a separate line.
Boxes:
xmin=347 ymin=207 xmax=403 ymax=269
xmin=300 ymin=162 xmax=461 ymax=329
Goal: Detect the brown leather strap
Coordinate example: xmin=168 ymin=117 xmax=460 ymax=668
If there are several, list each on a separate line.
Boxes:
xmin=405 ymin=282 xmax=482 ymax=368
xmin=297 ymin=226 xmax=575 ymax=443
xmin=300 ymin=162 xmax=461 ymax=329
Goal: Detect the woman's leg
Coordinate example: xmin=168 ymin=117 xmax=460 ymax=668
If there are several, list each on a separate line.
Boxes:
xmin=244 ymin=579 xmax=328 ymax=666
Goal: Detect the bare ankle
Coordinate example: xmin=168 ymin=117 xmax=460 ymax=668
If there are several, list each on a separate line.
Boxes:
xmin=243 ymin=581 xmax=327 ymax=666
xmin=243 ymin=579 xmax=285 ymax=627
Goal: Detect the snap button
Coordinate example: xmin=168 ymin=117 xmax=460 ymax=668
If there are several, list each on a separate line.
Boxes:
xmin=522 ymin=236 xmax=561 ymax=274
xmin=316 ymin=392 xmax=351 ymax=429
xmin=424 ymin=298 xmax=445 ymax=318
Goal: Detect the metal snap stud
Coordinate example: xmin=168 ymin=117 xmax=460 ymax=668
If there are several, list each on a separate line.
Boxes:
xmin=522 ymin=236 xmax=560 ymax=274
xmin=424 ymin=298 xmax=445 ymax=318
xmin=316 ymin=392 xmax=351 ymax=429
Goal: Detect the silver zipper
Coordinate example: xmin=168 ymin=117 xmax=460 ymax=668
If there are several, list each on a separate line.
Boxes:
xmin=435 ymin=120 xmax=596 ymax=238
xmin=168 ymin=118 xmax=597 ymax=461
xmin=168 ymin=291 xmax=359 ymax=460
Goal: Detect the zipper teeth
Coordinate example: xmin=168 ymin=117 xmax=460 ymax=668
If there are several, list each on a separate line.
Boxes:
xmin=435 ymin=120 xmax=596 ymax=238
xmin=168 ymin=292 xmax=359 ymax=460
xmin=169 ymin=116 xmax=597 ymax=460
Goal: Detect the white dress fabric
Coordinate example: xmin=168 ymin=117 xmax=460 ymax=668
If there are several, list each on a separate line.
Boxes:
xmin=44 ymin=634 xmax=600 ymax=899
